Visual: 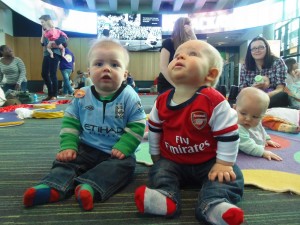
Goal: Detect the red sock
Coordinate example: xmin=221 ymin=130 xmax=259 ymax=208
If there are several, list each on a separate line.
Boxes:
xmin=222 ymin=207 xmax=244 ymax=225
xmin=134 ymin=185 xmax=176 ymax=216
xmin=23 ymin=184 xmax=60 ymax=207
xmin=75 ymin=184 xmax=94 ymax=211
xmin=135 ymin=185 xmax=146 ymax=213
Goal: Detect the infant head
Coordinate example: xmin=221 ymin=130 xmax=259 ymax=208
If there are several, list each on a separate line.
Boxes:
xmin=168 ymin=40 xmax=223 ymax=88
xmin=87 ymin=39 xmax=129 ymax=95
xmin=235 ymin=87 xmax=270 ymax=129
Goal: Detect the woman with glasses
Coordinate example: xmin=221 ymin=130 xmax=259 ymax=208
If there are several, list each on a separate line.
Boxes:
xmin=239 ymin=36 xmax=288 ymax=108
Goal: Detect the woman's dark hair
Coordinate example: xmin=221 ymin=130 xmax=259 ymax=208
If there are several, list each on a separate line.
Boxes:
xmin=284 ymin=58 xmax=297 ymax=74
xmin=244 ymin=36 xmax=278 ymax=71
xmin=0 ymin=45 xmax=7 ymax=57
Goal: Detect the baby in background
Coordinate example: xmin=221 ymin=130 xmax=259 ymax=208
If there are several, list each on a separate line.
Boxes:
xmin=235 ymin=87 xmax=282 ymax=161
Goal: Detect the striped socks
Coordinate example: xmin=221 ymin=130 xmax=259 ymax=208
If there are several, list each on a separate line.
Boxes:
xmin=23 ymin=184 xmax=60 ymax=207
xmin=75 ymin=184 xmax=94 ymax=211
xmin=134 ymin=185 xmax=176 ymax=216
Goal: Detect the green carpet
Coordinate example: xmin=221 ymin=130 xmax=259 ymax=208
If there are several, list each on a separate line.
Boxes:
xmin=0 ymin=103 xmax=300 ymax=224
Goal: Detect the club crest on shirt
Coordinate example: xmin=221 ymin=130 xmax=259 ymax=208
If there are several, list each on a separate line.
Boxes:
xmin=191 ymin=111 xmax=207 ymax=130
xmin=115 ymin=103 xmax=124 ymax=119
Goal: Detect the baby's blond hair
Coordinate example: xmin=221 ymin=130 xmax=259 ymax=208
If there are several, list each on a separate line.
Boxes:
xmin=201 ymin=41 xmax=224 ymax=87
xmin=87 ymin=38 xmax=129 ymax=68
xmin=236 ymin=87 xmax=270 ymax=113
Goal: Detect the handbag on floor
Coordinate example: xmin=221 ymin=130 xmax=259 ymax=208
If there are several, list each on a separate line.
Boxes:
xmin=16 ymin=91 xmax=33 ymax=104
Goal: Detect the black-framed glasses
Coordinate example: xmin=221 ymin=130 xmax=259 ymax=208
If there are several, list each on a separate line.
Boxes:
xmin=251 ymin=45 xmax=266 ymax=52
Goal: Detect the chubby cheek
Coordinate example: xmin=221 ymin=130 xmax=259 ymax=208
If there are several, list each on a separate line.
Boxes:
xmin=167 ymin=62 xmax=174 ymax=74
xmin=251 ymin=120 xmax=260 ymax=127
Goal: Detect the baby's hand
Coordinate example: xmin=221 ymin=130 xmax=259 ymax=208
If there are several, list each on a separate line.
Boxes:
xmin=208 ymin=162 xmax=236 ymax=183
xmin=266 ymin=140 xmax=281 ymax=148
xmin=56 ymin=149 xmax=77 ymax=162
xmin=262 ymin=150 xmax=283 ymax=161
xmin=111 ymin=149 xmax=125 ymax=159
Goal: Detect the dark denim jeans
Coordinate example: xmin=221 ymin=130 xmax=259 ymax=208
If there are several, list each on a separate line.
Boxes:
xmin=41 ymin=54 xmax=60 ymax=97
xmin=3 ymin=81 xmax=27 ymax=92
xmin=40 ymin=143 xmax=136 ymax=201
xmin=60 ymin=69 xmax=73 ymax=95
xmin=148 ymin=157 xmax=244 ymax=222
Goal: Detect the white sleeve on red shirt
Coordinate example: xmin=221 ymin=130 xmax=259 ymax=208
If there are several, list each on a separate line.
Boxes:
xmin=209 ymin=100 xmax=240 ymax=163
xmin=148 ymin=101 xmax=162 ymax=156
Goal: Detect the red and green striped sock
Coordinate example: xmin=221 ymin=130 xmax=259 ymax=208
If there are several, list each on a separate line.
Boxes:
xmin=75 ymin=184 xmax=94 ymax=211
xmin=23 ymin=184 xmax=60 ymax=207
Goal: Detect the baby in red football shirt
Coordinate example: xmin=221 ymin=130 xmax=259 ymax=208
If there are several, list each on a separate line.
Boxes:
xmin=135 ymin=40 xmax=244 ymax=225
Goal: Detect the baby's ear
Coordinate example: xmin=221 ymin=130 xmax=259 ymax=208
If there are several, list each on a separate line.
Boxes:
xmin=124 ymin=70 xmax=128 ymax=80
xmin=205 ymin=68 xmax=219 ymax=83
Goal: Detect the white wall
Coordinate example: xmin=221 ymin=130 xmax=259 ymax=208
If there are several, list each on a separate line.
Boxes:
xmin=0 ymin=8 xmax=13 ymax=45
xmin=239 ymin=41 xmax=250 ymax=64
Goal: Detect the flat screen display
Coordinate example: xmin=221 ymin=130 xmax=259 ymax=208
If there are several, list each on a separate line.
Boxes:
xmin=97 ymin=14 xmax=162 ymax=52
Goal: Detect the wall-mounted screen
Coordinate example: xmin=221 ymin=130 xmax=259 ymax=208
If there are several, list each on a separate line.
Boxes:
xmin=97 ymin=13 xmax=162 ymax=52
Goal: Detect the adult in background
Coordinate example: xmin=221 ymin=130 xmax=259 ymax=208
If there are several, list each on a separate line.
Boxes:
xmin=59 ymin=42 xmax=75 ymax=96
xmin=0 ymin=45 xmax=27 ymax=92
xmin=157 ymin=17 xmax=197 ymax=94
xmin=126 ymin=72 xmax=136 ymax=88
xmin=239 ymin=36 xmax=289 ymax=108
xmin=39 ymin=14 xmax=67 ymax=101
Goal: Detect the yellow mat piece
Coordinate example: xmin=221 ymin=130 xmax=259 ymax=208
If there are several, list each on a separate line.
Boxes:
xmin=32 ymin=104 xmax=56 ymax=109
xmin=242 ymin=169 xmax=300 ymax=195
xmin=0 ymin=112 xmax=25 ymax=127
xmin=32 ymin=110 xmax=64 ymax=119
xmin=0 ymin=120 xmax=24 ymax=127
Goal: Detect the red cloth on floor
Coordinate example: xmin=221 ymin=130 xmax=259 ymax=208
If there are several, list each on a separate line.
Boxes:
xmin=0 ymin=104 xmax=33 ymax=113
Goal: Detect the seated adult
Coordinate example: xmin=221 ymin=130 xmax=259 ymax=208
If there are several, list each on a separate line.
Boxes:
xmin=239 ymin=36 xmax=289 ymax=108
xmin=0 ymin=45 xmax=27 ymax=92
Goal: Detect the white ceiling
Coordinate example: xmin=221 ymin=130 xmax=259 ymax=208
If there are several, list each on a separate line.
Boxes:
xmin=41 ymin=0 xmax=265 ymax=14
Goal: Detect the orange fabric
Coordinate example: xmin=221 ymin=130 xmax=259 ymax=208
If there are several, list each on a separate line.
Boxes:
xmin=262 ymin=115 xmax=299 ymax=134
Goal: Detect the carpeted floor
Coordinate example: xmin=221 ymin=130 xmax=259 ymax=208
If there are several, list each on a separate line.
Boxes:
xmin=1 ymin=101 xmax=300 ymax=224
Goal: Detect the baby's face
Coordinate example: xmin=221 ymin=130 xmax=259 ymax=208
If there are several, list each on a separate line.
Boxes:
xmin=236 ymin=97 xmax=265 ymax=129
xmin=168 ymin=40 xmax=211 ymax=87
xmin=89 ymin=44 xmax=127 ymax=95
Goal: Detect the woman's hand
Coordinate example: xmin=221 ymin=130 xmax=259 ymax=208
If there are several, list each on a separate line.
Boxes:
xmin=15 ymin=84 xmax=20 ymax=91
xmin=184 ymin=25 xmax=196 ymax=40
xmin=252 ymin=76 xmax=269 ymax=90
